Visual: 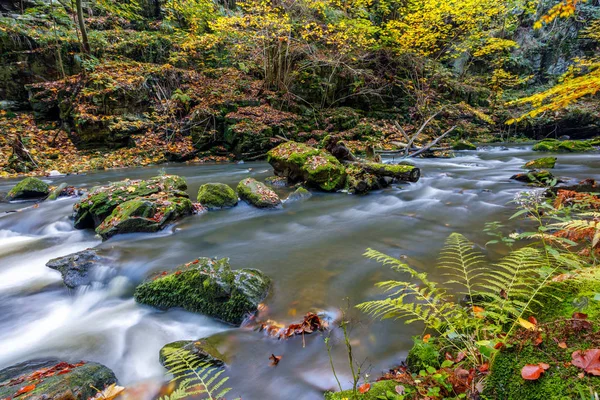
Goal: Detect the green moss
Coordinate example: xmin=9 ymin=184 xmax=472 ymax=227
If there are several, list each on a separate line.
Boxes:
xmin=197 ymin=183 xmax=238 ymax=209
xmin=73 ymin=175 xmax=188 ymax=229
xmin=588 ymin=137 xmax=600 ymax=146
xmin=510 ymin=170 xmax=554 ymax=185
xmin=7 ymin=177 xmax=49 ymax=200
xmin=237 ymin=178 xmax=281 ymax=208
xmin=267 ymin=141 xmax=320 ymax=167
xmin=453 ymin=141 xmax=477 ymax=151
xmin=345 ymin=165 xmax=380 ymax=194
xmin=301 ymin=154 xmax=346 ymax=191
xmin=406 ymin=337 xmax=441 ymax=372
xmin=366 ymin=163 xmax=416 ymax=175
xmin=533 ymin=139 xmax=594 ymax=153
xmin=285 ymin=187 xmax=312 ymax=202
xmin=523 ymin=157 xmax=557 ymax=170
xmin=134 ymin=257 xmax=271 ymax=325
xmin=324 ymin=380 xmax=403 ymax=400
xmin=96 ymin=195 xmax=193 ymax=240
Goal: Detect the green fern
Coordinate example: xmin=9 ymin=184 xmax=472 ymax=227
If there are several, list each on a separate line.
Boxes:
xmin=159 ymin=347 xmax=233 ymax=400
xmin=358 ymin=232 xmax=564 ymax=364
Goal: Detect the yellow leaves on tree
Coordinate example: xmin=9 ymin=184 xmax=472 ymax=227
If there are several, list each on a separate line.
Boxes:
xmin=533 ymin=0 xmax=584 ymax=30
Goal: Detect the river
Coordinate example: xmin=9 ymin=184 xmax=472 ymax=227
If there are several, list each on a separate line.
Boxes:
xmin=0 ymin=145 xmax=598 ymax=399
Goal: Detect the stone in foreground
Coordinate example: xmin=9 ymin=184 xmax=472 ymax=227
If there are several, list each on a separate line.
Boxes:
xmin=0 ymin=359 xmax=116 ymax=400
xmin=237 ymin=178 xmax=281 ymax=208
xmin=510 ymin=170 xmax=555 ymax=185
xmin=197 ymin=183 xmax=238 ymax=209
xmin=134 ymin=257 xmax=271 ymax=325
xmin=6 ymin=177 xmax=49 ymax=201
xmin=46 ymin=248 xmax=112 ymax=288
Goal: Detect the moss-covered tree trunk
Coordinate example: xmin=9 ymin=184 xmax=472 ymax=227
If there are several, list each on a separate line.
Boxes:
xmin=75 ymin=0 xmax=90 ymax=54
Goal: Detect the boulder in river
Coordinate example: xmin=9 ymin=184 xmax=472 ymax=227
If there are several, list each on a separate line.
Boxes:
xmin=46 ymin=248 xmax=113 ymax=288
xmin=0 ymin=358 xmax=116 ymax=400
xmin=452 ymin=140 xmax=477 ymax=151
xmin=6 ymin=177 xmax=49 ymax=201
xmin=197 ymin=183 xmax=238 ymax=209
xmin=267 ymin=141 xmax=346 ymax=191
xmin=510 ymin=169 xmax=556 ymax=185
xmin=134 ymin=257 xmax=271 ymax=325
xmin=96 ymin=193 xmax=194 ymax=240
xmin=160 ymin=338 xmax=226 ymax=368
xmin=285 ymin=187 xmax=312 ymax=202
xmin=522 ymin=157 xmax=557 ymax=170
xmin=73 ymin=175 xmax=188 ymax=230
xmin=237 ymin=178 xmax=281 ymax=208
xmin=532 ymin=139 xmax=594 ymax=152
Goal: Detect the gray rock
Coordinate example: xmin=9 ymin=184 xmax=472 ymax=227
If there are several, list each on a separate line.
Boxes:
xmin=46 ymin=249 xmax=112 ymax=288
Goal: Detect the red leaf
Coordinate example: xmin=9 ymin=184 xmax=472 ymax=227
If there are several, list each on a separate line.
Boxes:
xmin=15 ymin=384 xmax=36 ymax=397
xmin=494 ymin=342 xmax=504 ymax=350
xmin=571 ymin=349 xmax=600 ymax=375
xmin=423 ymin=334 xmax=431 ymax=343
xmin=572 ymin=312 xmax=588 ymax=320
xmin=445 ymin=352 xmax=454 ymax=361
xmin=455 ymin=352 xmax=466 ymax=363
xmin=521 ymin=363 xmax=549 ymax=381
xmin=528 ymin=316 xmax=538 ymax=325
xmin=358 ymin=383 xmax=371 ymax=394
xmin=533 ymin=333 xmax=543 ymax=346
xmin=478 ymin=363 xmax=489 ymax=373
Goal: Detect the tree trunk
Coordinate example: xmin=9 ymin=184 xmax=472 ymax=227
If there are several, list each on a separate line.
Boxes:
xmin=75 ymin=0 xmax=90 ymax=54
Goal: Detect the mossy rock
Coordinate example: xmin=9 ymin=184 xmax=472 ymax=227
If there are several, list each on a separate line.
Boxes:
xmin=0 ymin=359 xmax=116 ymax=400
xmin=452 ymin=140 xmax=477 ymax=151
xmin=523 ymin=157 xmax=557 ymax=170
xmin=237 ymin=178 xmax=281 ymax=208
xmin=267 ymin=141 xmax=346 ymax=191
xmin=159 ymin=338 xmax=226 ymax=368
xmin=406 ymin=337 xmax=441 ymax=372
xmin=264 ymin=176 xmax=289 ymax=187
xmin=96 ymin=194 xmax=193 ymax=240
xmin=532 ymin=139 xmax=594 ymax=153
xmin=345 ymin=165 xmax=381 ymax=194
xmin=324 ymin=380 xmax=403 ymax=400
xmin=73 ymin=175 xmax=188 ymax=229
xmin=197 ymin=183 xmax=238 ymax=209
xmin=6 ymin=177 xmax=49 ymax=201
xmin=510 ymin=170 xmax=555 ymax=186
xmin=134 ymin=257 xmax=271 ymax=325
xmin=484 ymin=275 xmax=600 ymax=399
xmin=285 ymin=187 xmax=312 ymax=202
xmin=588 ymin=137 xmax=600 ymax=146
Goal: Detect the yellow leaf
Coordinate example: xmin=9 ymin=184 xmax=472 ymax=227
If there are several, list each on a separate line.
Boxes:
xmin=91 ymin=383 xmax=125 ymax=400
xmin=126 ymin=186 xmax=136 ymax=193
xmin=517 ymin=317 xmax=536 ymax=331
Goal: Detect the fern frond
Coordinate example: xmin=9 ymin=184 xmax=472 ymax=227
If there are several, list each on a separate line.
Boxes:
xmin=438 ymin=233 xmax=486 ymax=302
xmin=159 ymin=347 xmax=233 ymax=400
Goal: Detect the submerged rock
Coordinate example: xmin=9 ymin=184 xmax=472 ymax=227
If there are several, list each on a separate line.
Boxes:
xmin=523 ymin=157 xmax=557 ymax=170
xmin=96 ymin=194 xmax=194 ymax=240
xmin=532 ymin=139 xmax=593 ymax=152
xmin=73 ymin=175 xmax=187 ymax=230
xmin=6 ymin=177 xmax=49 ymax=201
xmin=237 ymin=178 xmax=281 ymax=208
xmin=134 ymin=257 xmax=271 ymax=325
xmin=0 ymin=359 xmax=116 ymax=400
xmin=264 ymin=176 xmax=289 ymax=187
xmin=197 ymin=183 xmax=238 ymax=209
xmin=160 ymin=338 xmax=226 ymax=368
xmin=46 ymin=248 xmax=112 ymax=288
xmin=267 ymin=141 xmax=346 ymax=191
xmin=285 ymin=187 xmax=312 ymax=202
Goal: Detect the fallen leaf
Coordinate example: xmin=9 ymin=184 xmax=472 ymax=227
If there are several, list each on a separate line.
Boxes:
xmin=571 ymin=349 xmax=600 ymax=375
xmin=423 ymin=334 xmax=431 ymax=343
xmin=14 ymin=384 xmax=36 ymax=397
xmin=358 ymin=383 xmax=371 ymax=394
xmin=517 ymin=317 xmax=537 ymax=331
xmin=91 ymin=383 xmax=125 ymax=400
xmin=521 ymin=363 xmax=550 ymax=380
xmin=528 ymin=316 xmax=538 ymax=325
xmin=269 ymin=354 xmax=282 ymax=366
xmin=558 ymin=342 xmax=567 ymax=349
xmin=395 ymin=385 xmax=405 ymax=394
xmin=478 ymin=363 xmax=489 ymax=373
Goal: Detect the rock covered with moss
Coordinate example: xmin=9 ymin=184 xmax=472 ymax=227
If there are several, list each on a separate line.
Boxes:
xmin=6 ymin=177 xmax=49 ymax=201
xmin=96 ymin=193 xmax=194 ymax=240
xmin=0 ymin=359 xmax=116 ymax=400
xmin=237 ymin=178 xmax=281 ymax=208
xmin=452 ymin=140 xmax=477 ymax=151
xmin=285 ymin=187 xmax=312 ymax=203
xmin=324 ymin=380 xmax=400 ymax=400
xmin=197 ymin=183 xmax=238 ymax=209
xmin=533 ymin=139 xmax=594 ymax=152
xmin=134 ymin=257 xmax=271 ymax=325
xmin=267 ymin=141 xmax=346 ymax=191
xmin=522 ymin=157 xmax=557 ymax=169
xmin=72 ymin=175 xmax=189 ymax=233
xmin=510 ymin=169 xmax=555 ymax=185
xmin=160 ymin=337 xmax=226 ymax=368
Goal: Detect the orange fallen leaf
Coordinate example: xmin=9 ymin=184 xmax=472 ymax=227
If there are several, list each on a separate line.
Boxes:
xmin=423 ymin=334 xmax=431 ymax=343
xmin=269 ymin=354 xmax=282 ymax=366
xmin=558 ymin=342 xmax=567 ymax=349
xmin=15 ymin=384 xmax=36 ymax=397
xmin=521 ymin=363 xmax=550 ymax=380
xmin=358 ymin=383 xmax=371 ymax=394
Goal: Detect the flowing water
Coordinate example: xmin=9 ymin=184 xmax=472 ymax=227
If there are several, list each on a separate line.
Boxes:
xmin=0 ymin=145 xmax=598 ymax=399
